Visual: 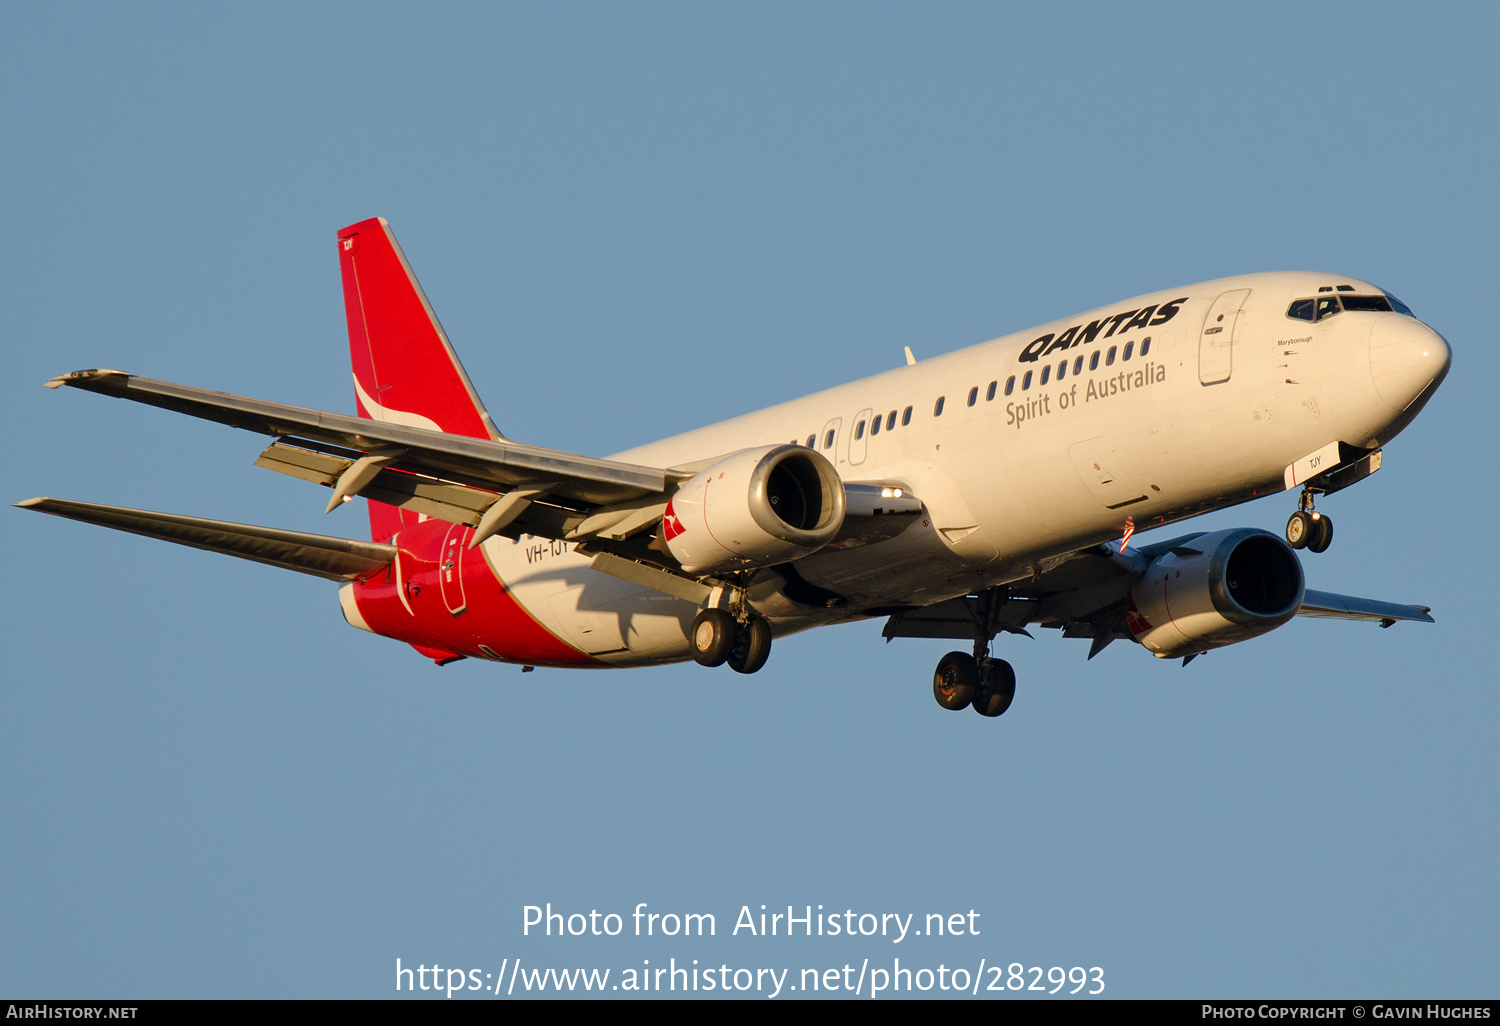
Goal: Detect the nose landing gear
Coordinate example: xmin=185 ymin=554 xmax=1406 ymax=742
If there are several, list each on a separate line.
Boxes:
xmin=1286 ymin=488 xmax=1333 ymax=553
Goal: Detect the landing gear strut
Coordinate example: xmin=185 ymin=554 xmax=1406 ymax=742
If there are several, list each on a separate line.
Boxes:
xmin=932 ymin=598 xmax=1017 ymax=717
xmin=1285 ymin=488 xmax=1333 ymax=553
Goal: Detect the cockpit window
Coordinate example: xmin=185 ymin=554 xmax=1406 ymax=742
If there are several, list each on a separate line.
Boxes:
xmin=1340 ymin=295 xmax=1395 ymax=313
xmin=1377 ymin=288 xmax=1415 ymax=316
xmin=1293 ymin=294 xmax=1403 ymax=321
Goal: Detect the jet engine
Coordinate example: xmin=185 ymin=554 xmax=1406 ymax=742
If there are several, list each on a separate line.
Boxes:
xmin=661 ymin=444 xmax=846 ymax=575
xmin=1126 ymin=528 xmax=1305 ymax=658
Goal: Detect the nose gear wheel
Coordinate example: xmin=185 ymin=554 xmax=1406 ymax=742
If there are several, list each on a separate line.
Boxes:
xmin=1287 ymin=487 xmax=1334 ymax=553
xmin=1286 ymin=509 xmax=1333 ymax=553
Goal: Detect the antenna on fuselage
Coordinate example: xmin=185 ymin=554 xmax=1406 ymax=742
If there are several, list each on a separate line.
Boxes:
xmin=904 ymin=346 xmax=916 ymax=366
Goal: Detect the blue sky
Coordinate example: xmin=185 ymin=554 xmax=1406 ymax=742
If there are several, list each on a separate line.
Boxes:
xmin=3 ymin=2 xmax=1496 ymax=998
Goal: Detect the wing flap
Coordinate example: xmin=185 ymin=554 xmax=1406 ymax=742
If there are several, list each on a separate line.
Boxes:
xmin=17 ymin=497 xmax=396 ymax=582
xmin=254 ymin=441 xmax=590 ymax=539
xmin=1297 ymin=588 xmax=1434 ymax=626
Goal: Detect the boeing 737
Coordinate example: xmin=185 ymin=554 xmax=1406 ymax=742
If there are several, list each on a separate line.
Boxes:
xmin=20 ymin=218 xmax=1450 ymax=717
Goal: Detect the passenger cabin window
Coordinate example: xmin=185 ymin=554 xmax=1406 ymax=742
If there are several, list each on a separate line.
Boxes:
xmin=887 ymin=410 xmax=897 ymax=430
xmin=986 ymin=380 xmax=997 ymax=401
xmin=1057 ymin=359 xmax=1067 ymax=380
xmin=824 ymin=429 xmax=835 ymax=449
xmin=967 ymin=386 xmax=978 ymax=407
xmin=854 ymin=420 xmax=865 ymax=440
xmin=1022 ymin=370 xmax=1033 ymax=390
xmin=1140 ymin=337 xmax=1151 ymax=356
xmin=871 ymin=415 xmax=881 ymax=435
xmin=806 ymin=435 xmax=815 ymax=448
xmin=934 ymin=396 xmax=945 ymax=416
xmin=1089 ymin=351 xmax=1100 ymax=371
xmin=1106 ymin=346 xmax=1117 ymax=366
xmin=1073 ymin=355 xmax=1084 ymax=376
xmin=1123 ymin=341 xmax=1134 ymax=361
xmin=1004 ymin=376 xmax=1015 ymax=396
xmin=1040 ymin=365 xmax=1051 ymax=385
xmin=1315 ymin=296 xmax=1341 ymax=321
xmin=902 ymin=406 xmax=913 ymax=426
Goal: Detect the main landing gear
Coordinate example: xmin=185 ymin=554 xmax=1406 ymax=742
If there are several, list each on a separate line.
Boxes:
xmin=930 ymin=588 xmax=1017 ymax=718
xmin=690 ymin=606 xmax=772 ymax=674
xmin=1285 ymin=488 xmax=1333 ymax=553
xmin=932 ymin=648 xmax=1016 ymax=717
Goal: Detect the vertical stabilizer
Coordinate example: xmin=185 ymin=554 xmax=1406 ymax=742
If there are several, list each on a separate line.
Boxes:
xmin=336 ymin=217 xmax=501 ymax=541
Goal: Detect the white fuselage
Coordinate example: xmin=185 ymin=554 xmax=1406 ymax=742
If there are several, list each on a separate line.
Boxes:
xmin=473 ymin=271 xmax=1450 ymax=665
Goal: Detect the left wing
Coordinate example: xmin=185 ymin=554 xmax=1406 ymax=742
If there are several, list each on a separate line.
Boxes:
xmin=44 ymin=369 xmax=926 ymax=583
xmin=46 ymin=369 xmax=684 ymax=546
xmin=48 ymin=369 xmax=671 ymax=505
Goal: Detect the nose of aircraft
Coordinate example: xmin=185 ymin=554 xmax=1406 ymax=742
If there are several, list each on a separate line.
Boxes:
xmin=1369 ymin=315 xmax=1451 ymax=411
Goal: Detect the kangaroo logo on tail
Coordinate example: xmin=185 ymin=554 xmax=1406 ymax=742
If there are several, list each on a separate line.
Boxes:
xmin=336 ymin=217 xmax=502 ymax=540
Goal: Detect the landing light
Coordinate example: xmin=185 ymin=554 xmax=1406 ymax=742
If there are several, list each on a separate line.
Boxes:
xmin=881 ymin=487 xmax=904 ymax=498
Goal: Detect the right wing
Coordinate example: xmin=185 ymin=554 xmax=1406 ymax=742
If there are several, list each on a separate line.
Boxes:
xmin=17 ymin=497 xmax=395 ymax=582
xmin=884 ymin=532 xmax=1435 ymax=655
xmin=1296 ymin=589 xmax=1434 ymax=627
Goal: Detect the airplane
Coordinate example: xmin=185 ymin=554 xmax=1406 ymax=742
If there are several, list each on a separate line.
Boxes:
xmin=19 ymin=217 xmax=1450 ymax=718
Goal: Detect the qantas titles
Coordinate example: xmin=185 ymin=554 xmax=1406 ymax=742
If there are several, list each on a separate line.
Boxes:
xmin=1018 ymin=297 xmax=1188 ymax=363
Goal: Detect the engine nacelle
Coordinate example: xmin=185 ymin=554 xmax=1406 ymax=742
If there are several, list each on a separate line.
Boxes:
xmin=661 ymin=444 xmax=846 ymax=575
xmin=1126 ymin=528 xmax=1305 ymax=658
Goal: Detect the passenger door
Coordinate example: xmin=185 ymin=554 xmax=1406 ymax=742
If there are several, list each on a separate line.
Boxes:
xmin=438 ymin=522 xmax=470 ymax=615
xmin=1199 ymin=289 xmax=1250 ymax=385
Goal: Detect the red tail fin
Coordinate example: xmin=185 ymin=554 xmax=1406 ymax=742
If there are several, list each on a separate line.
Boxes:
xmin=336 ymin=217 xmax=500 ymax=542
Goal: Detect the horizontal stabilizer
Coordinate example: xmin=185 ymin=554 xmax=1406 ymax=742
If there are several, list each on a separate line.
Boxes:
xmin=16 ymin=497 xmax=395 ymax=582
xmin=1297 ymin=588 xmax=1433 ymax=627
